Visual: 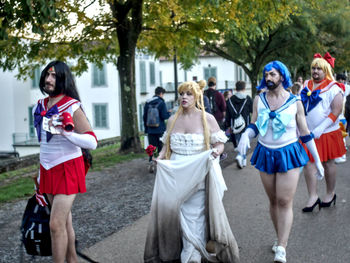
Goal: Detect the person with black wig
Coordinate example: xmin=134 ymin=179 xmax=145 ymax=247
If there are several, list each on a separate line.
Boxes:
xmin=33 ymin=61 xmax=97 ymax=262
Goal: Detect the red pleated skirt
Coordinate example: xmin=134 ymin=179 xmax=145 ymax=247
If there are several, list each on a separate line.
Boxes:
xmin=302 ymin=129 xmax=346 ymax=162
xmin=40 ymin=156 xmax=87 ymax=195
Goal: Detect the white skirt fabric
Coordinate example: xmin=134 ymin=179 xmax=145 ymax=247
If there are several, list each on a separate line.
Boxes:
xmin=144 ymin=150 xmax=239 ymax=263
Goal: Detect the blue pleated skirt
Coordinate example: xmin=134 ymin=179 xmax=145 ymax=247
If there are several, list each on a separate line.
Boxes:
xmin=251 ymin=141 xmax=309 ymax=174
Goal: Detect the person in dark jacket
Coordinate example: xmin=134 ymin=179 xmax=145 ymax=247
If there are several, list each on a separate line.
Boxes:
xmin=225 ymin=81 xmax=253 ymax=168
xmin=204 ymin=77 xmax=226 ymax=128
xmin=143 ymin=87 xmax=171 ymax=153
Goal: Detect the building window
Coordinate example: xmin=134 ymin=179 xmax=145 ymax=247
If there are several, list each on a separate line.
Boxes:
xmin=32 ymin=67 xmax=41 ymax=89
xmin=92 ymin=63 xmax=107 ymax=87
xmin=204 ymin=67 xmax=217 ymax=82
xmin=140 ymin=61 xmax=147 ymax=93
xmin=150 ymin=62 xmax=155 ymax=86
xmin=28 ymin=106 xmax=35 ymax=137
xmin=93 ymin=103 xmax=108 ymax=128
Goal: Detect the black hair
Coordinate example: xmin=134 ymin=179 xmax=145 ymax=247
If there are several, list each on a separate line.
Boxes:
xmin=39 ymin=61 xmax=80 ymax=101
xmin=336 ymin=73 xmax=347 ymax=81
xmin=40 ymin=61 xmax=92 ymax=164
xmin=155 ymin=86 xmax=166 ymax=95
xmin=208 ymin=81 xmax=216 ymax=87
xmin=236 ymin=81 xmax=246 ymax=91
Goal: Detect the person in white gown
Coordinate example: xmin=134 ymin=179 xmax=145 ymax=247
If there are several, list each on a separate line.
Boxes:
xmin=144 ymin=81 xmax=239 ymax=263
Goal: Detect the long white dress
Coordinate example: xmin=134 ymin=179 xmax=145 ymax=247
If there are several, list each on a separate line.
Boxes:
xmin=144 ymin=131 xmax=239 ymax=263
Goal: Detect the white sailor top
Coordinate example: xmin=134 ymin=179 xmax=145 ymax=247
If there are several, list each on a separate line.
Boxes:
xmin=256 ymin=93 xmax=298 ymax=149
xmin=33 ymin=96 xmax=82 ymax=170
xmin=300 ymin=80 xmax=344 ymax=134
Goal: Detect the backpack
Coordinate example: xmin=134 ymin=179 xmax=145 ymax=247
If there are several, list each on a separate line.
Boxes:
xmin=20 ymin=193 xmax=99 ymax=262
xmin=205 ymin=90 xmax=217 ymax=113
xmin=146 ymin=101 xmax=161 ymax=127
xmin=21 ymin=194 xmax=52 ymax=256
xmin=229 ymin=98 xmax=247 ymax=134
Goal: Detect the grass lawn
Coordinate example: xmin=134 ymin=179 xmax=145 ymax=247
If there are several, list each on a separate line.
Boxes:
xmin=0 ymin=143 xmax=146 ymax=204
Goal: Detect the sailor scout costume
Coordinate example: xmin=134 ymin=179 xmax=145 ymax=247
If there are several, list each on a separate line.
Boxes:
xmin=33 ymin=96 xmax=96 ymax=195
xmin=250 ymin=93 xmax=309 ymax=174
xmin=300 ymin=79 xmax=346 ymax=162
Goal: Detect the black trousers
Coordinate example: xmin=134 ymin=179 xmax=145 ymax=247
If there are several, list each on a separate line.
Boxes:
xmin=148 ymin=134 xmax=163 ymax=154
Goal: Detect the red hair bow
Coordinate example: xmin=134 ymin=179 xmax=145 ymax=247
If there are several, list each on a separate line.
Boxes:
xmin=313 ymin=52 xmax=335 ymax=68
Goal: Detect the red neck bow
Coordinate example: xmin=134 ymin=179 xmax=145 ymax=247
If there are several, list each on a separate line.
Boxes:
xmin=314 ymin=52 xmax=335 ymax=68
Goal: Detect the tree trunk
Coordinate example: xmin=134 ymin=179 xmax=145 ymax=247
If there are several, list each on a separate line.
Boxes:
xmin=117 ymin=43 xmax=142 ymax=153
xmin=113 ymin=0 xmax=143 ymax=153
xmin=248 ymin=72 xmax=259 ymax=98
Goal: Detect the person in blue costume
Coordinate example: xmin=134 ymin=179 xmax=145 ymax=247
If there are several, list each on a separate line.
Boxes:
xmin=237 ymin=61 xmax=324 ymax=263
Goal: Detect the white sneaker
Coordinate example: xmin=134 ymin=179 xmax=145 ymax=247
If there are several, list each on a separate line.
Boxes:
xmin=243 ymin=157 xmax=247 ymax=167
xmin=272 ymin=240 xmax=278 ymax=253
xmin=235 ymin=154 xmax=244 ymax=169
xmin=335 ymin=155 xmax=346 ymax=164
xmin=274 ymin=246 xmax=286 ymax=263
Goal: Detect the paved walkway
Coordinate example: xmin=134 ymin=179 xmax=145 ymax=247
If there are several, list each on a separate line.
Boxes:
xmin=82 ymin=148 xmax=350 ymax=263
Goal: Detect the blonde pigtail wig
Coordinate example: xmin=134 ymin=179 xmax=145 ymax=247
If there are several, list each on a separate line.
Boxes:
xmin=165 ymin=107 xmax=182 ymax=159
xmin=311 ymin=58 xmax=335 ymax=81
xmin=164 ymin=81 xmax=210 ymax=159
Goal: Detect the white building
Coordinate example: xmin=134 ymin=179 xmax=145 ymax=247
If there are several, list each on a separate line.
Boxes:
xmin=0 ymin=53 xmax=250 ymax=157
xmin=0 ymin=55 xmax=170 ymax=157
xmin=159 ymin=54 xmax=251 ymax=94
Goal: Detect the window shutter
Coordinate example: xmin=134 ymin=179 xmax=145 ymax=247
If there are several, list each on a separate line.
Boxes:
xmin=204 ymin=68 xmax=210 ymax=81
xmin=150 ymin=62 xmax=155 ymax=86
xmin=140 ymin=61 xmax=146 ymax=93
xmin=28 ymin=107 xmax=35 ymax=137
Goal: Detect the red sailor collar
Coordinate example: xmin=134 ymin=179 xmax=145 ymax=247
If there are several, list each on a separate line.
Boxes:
xmin=40 ymin=96 xmax=79 ymax=114
xmin=307 ymin=79 xmax=343 ymax=94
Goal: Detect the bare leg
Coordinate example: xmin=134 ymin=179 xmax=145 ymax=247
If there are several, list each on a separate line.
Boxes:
xmin=275 ymin=168 xmax=300 ymax=248
xmin=49 ymin=194 xmax=76 ymax=263
xmin=260 ymin=172 xmax=278 ymax=235
xmin=303 ymin=162 xmax=319 ymax=207
xmin=323 ymin=159 xmax=336 ymax=202
xmin=66 ymin=211 xmax=78 ymax=263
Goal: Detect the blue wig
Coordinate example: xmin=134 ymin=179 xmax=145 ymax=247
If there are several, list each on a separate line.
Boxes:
xmin=256 ymin=61 xmax=293 ymax=90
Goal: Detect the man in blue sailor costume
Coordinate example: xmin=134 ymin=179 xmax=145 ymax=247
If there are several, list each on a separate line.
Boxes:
xmin=237 ymin=61 xmax=324 ymax=263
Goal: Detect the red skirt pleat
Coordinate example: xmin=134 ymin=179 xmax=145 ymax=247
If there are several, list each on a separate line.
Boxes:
xmin=40 ymin=156 xmax=87 ymax=195
xmin=303 ymin=129 xmax=346 ymax=162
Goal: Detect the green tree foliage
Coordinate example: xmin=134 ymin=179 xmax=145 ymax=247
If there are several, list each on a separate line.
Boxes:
xmin=202 ymin=0 xmax=350 ymax=95
xmin=2 ymin=0 xmax=350 ymax=152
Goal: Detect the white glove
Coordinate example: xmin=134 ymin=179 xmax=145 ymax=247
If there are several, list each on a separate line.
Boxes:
xmin=237 ymin=127 xmax=255 ymax=156
xmin=312 ymin=117 xmax=333 ymax=139
xmin=305 ymin=139 xmax=324 ymax=180
xmin=62 ymin=131 xmax=97 ymax=150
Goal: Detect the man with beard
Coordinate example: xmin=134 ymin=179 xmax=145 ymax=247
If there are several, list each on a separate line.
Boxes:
xmin=237 ymin=61 xmax=324 ymax=263
xmin=33 ymin=61 xmax=97 ymax=262
xmin=300 ymin=53 xmax=346 ymax=213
